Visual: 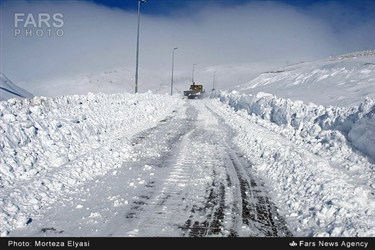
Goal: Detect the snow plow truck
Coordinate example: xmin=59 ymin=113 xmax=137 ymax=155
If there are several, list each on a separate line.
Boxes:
xmin=183 ymin=83 xmax=205 ymax=99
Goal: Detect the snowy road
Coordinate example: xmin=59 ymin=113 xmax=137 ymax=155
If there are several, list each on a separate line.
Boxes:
xmin=2 ymin=50 xmax=375 ymax=237
xmin=8 ymin=100 xmax=291 ymax=237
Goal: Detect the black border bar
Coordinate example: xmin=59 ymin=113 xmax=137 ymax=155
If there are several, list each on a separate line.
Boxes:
xmin=1 ymin=237 xmax=374 ymax=250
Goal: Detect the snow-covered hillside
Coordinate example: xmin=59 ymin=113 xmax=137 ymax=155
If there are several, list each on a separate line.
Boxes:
xmin=236 ymin=50 xmax=375 ymax=107
xmin=0 ymin=73 xmax=34 ymax=101
xmin=24 ymin=68 xmax=158 ymax=97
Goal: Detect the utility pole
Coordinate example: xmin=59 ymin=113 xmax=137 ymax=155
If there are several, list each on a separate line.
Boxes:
xmin=135 ymin=0 xmax=147 ymax=93
xmin=192 ymin=64 xmax=197 ymax=85
xmin=171 ymin=47 xmax=178 ymax=96
xmin=212 ymin=71 xmax=216 ymax=91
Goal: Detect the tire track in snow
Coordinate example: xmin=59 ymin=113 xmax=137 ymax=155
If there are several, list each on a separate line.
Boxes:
xmin=8 ymin=100 xmax=291 ymax=237
xmin=119 ymin=100 xmax=292 ymax=237
xmin=119 ymin=101 xmax=291 ymax=237
xmin=226 ymin=148 xmax=292 ymax=236
xmin=177 ymin=103 xmax=291 ymax=237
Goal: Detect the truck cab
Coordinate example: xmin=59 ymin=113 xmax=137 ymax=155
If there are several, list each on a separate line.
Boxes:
xmin=183 ymin=83 xmax=205 ymax=99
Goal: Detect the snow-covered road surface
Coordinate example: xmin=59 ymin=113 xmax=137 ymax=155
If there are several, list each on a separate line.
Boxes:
xmin=8 ymin=100 xmax=291 ymax=237
xmin=2 ymin=92 xmax=374 ymax=237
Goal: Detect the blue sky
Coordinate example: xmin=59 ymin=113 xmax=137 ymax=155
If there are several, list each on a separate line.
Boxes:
xmin=90 ymin=0 xmax=375 ymax=17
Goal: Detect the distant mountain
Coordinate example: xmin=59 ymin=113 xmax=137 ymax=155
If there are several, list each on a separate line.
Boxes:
xmin=235 ymin=50 xmax=375 ymax=107
xmin=0 ymin=73 xmax=34 ymax=101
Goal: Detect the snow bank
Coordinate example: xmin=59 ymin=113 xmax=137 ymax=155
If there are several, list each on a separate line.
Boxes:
xmin=0 ymin=92 xmax=184 ymax=234
xmin=210 ymin=91 xmax=375 ymax=236
xmin=218 ymin=91 xmax=375 ymax=162
xmin=208 ymin=95 xmax=375 ymax=236
xmin=348 ymin=107 xmax=375 ymax=163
